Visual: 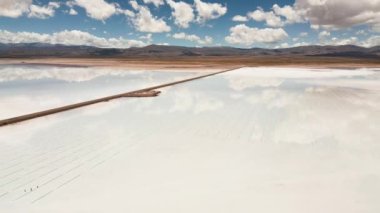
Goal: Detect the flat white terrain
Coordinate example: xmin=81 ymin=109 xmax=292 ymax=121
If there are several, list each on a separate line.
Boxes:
xmin=0 ymin=66 xmax=379 ymax=213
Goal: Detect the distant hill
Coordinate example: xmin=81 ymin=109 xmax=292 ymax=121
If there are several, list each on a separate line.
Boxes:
xmin=0 ymin=43 xmax=379 ymax=59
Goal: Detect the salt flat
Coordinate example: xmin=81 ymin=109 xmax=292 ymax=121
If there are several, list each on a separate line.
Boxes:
xmin=0 ymin=66 xmax=379 ymax=213
xmin=0 ymin=65 xmax=201 ymax=119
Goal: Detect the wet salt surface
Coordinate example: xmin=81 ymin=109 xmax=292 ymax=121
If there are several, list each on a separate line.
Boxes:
xmin=0 ymin=65 xmax=200 ymax=119
xmin=0 ymin=66 xmax=380 ymax=213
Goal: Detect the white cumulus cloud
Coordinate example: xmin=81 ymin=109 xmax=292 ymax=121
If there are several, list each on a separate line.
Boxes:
xmin=232 ymin=15 xmax=248 ymax=22
xmin=329 ymin=37 xmax=358 ymax=46
xmin=0 ymin=30 xmax=147 ymax=48
xmin=248 ymin=8 xmax=284 ymax=28
xmin=194 ymin=0 xmax=227 ymax=23
xmin=68 ymin=8 xmax=78 ymax=15
xmin=247 ymin=4 xmax=305 ymax=28
xmin=139 ymin=33 xmax=153 ymax=44
xmin=166 ymin=0 xmax=194 ymax=28
xmin=0 ymin=0 xmax=61 ymax=19
xmin=73 ymin=0 xmax=118 ymax=21
xmin=273 ymin=4 xmax=305 ymax=24
xmin=143 ymin=0 xmax=164 ymax=7
xmin=362 ymin=35 xmax=380 ymax=47
xmin=292 ymin=41 xmax=310 ymax=47
xmin=172 ymin=32 xmax=213 ymax=45
xmin=318 ymin=30 xmax=331 ymax=40
xmin=225 ymin=24 xmax=288 ymax=46
xmin=313 ymin=34 xmax=380 ymax=47
xmin=295 ymin=0 xmax=380 ymax=31
xmin=0 ymin=0 xmax=32 ymax=18
xmin=28 ymin=2 xmax=60 ymax=19
xmin=129 ymin=0 xmax=171 ymax=33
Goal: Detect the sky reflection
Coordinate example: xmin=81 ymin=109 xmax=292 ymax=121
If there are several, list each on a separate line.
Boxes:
xmin=0 ymin=66 xmax=379 ymax=213
xmin=0 ymin=65 xmax=198 ymax=119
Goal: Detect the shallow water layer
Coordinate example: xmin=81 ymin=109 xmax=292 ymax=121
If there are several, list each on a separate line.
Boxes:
xmin=0 ymin=65 xmax=199 ymax=119
xmin=0 ymin=66 xmax=380 ymax=213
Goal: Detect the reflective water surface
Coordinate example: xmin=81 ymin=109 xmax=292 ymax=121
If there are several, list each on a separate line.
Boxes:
xmin=0 ymin=65 xmax=199 ymax=119
xmin=0 ymin=66 xmax=379 ymax=213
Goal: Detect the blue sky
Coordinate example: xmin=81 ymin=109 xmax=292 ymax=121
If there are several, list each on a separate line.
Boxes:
xmin=0 ymin=0 xmax=379 ymax=48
